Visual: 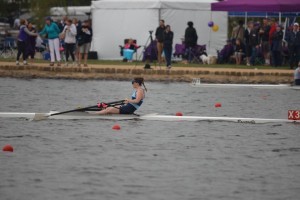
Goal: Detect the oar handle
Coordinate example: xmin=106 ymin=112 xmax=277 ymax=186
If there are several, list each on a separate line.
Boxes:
xmin=104 ymin=100 xmax=125 ymax=106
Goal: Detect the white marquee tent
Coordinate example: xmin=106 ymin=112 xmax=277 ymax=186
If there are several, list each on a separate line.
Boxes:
xmin=91 ymin=0 xmax=228 ymax=60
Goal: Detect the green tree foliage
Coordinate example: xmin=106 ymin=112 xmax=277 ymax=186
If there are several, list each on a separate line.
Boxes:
xmin=0 ymin=0 xmax=91 ymax=27
xmin=0 ymin=0 xmax=30 ymax=18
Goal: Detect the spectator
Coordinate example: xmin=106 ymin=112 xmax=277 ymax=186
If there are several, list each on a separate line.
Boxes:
xmin=73 ymin=18 xmax=81 ymax=62
xmin=286 ymin=22 xmax=300 ymax=69
xmin=234 ymin=38 xmax=245 ymax=65
xmin=268 ymin=19 xmax=278 ymax=66
xmin=155 ymin=20 xmax=165 ymax=64
xmin=124 ymin=39 xmax=139 ymax=50
xmin=61 ymin=19 xmax=77 ymax=66
xmin=13 ymin=18 xmax=20 ymax=29
xmin=270 ymin=25 xmax=283 ymax=67
xmin=163 ymin=25 xmax=174 ymax=69
xmin=123 ymin=39 xmax=139 ymax=62
xmin=259 ymin=18 xmax=271 ymax=65
xmin=217 ymin=39 xmax=234 ymax=64
xmin=231 ymin=20 xmax=245 ymax=44
xmin=39 ymin=17 xmax=61 ymax=66
xmin=244 ymin=21 xmax=259 ymax=66
xmin=77 ymin=20 xmax=92 ymax=67
xmin=58 ymin=16 xmax=68 ymax=32
xmin=26 ymin=21 xmax=37 ymax=64
xmin=184 ymin=21 xmax=198 ymax=63
xmin=16 ymin=19 xmax=38 ymax=66
xmin=294 ymin=63 xmax=300 ymax=85
xmin=244 ymin=21 xmax=252 ymax=66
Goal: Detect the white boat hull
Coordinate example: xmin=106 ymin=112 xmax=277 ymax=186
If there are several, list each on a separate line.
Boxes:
xmin=190 ymin=82 xmax=300 ymax=90
xmin=0 ymin=112 xmax=299 ymax=124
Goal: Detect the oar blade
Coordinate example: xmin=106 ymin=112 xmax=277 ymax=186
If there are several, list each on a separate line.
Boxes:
xmin=32 ymin=113 xmax=50 ymax=121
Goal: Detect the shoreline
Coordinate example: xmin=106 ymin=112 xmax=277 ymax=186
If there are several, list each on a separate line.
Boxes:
xmin=0 ymin=61 xmax=294 ymax=84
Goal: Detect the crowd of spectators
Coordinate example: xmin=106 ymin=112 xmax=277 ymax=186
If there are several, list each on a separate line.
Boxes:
xmin=4 ymin=16 xmax=93 ymax=67
xmin=4 ymin=15 xmax=300 ymax=71
xmin=224 ymin=18 xmax=300 ymax=69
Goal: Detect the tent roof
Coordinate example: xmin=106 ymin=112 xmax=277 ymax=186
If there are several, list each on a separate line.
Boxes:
xmin=92 ymin=0 xmax=217 ymax=10
xmin=211 ymin=0 xmax=300 ymax=12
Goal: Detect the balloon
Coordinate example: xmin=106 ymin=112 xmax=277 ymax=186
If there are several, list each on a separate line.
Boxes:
xmin=212 ymin=24 xmax=219 ymax=32
xmin=208 ymin=21 xmax=214 ymax=27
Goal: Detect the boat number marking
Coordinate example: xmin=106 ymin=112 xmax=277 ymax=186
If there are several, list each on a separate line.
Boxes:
xmin=288 ymin=110 xmax=300 ymax=120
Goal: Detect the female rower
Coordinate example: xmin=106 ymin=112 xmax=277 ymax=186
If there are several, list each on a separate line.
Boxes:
xmin=96 ymin=77 xmax=147 ymax=114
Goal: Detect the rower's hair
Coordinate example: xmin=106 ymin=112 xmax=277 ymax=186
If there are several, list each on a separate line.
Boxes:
xmin=134 ymin=77 xmax=147 ymax=92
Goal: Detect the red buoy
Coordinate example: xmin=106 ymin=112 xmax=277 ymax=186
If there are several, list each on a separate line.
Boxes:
xmin=176 ymin=112 xmax=183 ymax=116
xmin=2 ymin=144 xmax=14 ymax=152
xmin=112 ymin=124 xmax=121 ymax=130
xmin=215 ymin=103 xmax=222 ymax=108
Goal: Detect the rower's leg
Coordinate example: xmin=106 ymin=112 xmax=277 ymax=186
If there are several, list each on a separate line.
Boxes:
xmin=95 ymin=107 xmax=120 ymax=115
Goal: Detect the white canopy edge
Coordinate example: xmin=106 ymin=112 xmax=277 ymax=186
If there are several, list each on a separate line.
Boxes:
xmin=91 ymin=0 xmax=216 ymax=10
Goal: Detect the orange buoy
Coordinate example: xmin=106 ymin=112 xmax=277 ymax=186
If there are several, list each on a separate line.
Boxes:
xmin=2 ymin=144 xmax=14 ymax=152
xmin=112 ymin=124 xmax=121 ymax=130
xmin=215 ymin=103 xmax=222 ymax=108
xmin=176 ymin=112 xmax=183 ymax=116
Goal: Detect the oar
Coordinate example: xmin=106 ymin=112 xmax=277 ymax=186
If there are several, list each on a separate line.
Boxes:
xmin=33 ymin=100 xmax=125 ymax=120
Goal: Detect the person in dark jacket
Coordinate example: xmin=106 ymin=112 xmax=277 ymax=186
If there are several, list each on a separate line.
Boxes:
xmin=285 ymin=22 xmax=300 ymax=69
xmin=26 ymin=21 xmax=37 ymax=63
xmin=155 ymin=20 xmax=165 ymax=64
xmin=271 ymin=25 xmax=283 ymax=67
xmin=184 ymin=21 xmax=198 ymax=63
xmin=163 ymin=25 xmax=174 ymax=69
xmin=217 ymin=39 xmax=234 ymax=64
xmin=259 ymin=18 xmax=271 ymax=65
xmin=77 ymin=20 xmax=92 ymax=67
xmin=244 ymin=21 xmax=259 ymax=66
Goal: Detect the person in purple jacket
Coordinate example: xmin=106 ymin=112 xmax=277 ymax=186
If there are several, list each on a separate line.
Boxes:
xmin=16 ymin=19 xmax=38 ymax=65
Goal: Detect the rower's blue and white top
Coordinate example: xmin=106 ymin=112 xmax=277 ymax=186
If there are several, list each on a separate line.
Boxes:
xmin=129 ymin=90 xmax=144 ymax=109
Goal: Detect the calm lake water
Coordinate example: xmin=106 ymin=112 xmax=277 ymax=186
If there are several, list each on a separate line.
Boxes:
xmin=0 ymin=78 xmax=299 ymax=200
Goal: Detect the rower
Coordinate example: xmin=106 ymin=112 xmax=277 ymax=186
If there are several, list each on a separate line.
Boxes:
xmin=295 ymin=64 xmax=300 ymax=85
xmin=95 ymin=77 xmax=147 ymax=115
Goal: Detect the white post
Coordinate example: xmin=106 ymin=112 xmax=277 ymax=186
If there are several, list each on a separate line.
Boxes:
xmin=279 ymin=12 xmax=282 ymax=25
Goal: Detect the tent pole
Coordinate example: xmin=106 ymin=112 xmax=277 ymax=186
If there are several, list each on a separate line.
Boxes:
xmin=245 ymin=12 xmax=247 ymax=25
xmin=209 ymin=11 xmax=212 ymax=55
xmin=158 ymin=8 xmax=161 ymax=21
xmin=279 ymin=12 xmax=282 ymax=25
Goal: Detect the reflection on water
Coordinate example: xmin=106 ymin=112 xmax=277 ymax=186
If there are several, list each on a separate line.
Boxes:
xmin=0 ymin=78 xmax=300 ymax=200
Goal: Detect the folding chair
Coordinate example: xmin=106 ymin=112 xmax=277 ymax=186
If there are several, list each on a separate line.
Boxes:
xmin=0 ymin=37 xmax=17 ymax=59
xmin=188 ymin=45 xmax=207 ymax=64
xmin=119 ymin=39 xmax=140 ymax=61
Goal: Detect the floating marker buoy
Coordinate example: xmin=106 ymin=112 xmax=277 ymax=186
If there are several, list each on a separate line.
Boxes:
xmin=112 ymin=124 xmax=121 ymax=130
xmin=215 ymin=103 xmax=222 ymax=108
xmin=176 ymin=112 xmax=183 ymax=116
xmin=2 ymin=144 xmax=14 ymax=152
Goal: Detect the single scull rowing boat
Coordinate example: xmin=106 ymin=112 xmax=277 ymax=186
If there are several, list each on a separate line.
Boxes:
xmin=0 ymin=111 xmax=298 ymax=124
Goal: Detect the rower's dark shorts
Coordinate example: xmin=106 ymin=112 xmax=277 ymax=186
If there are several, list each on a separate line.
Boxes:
xmin=119 ymin=104 xmax=136 ymax=114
